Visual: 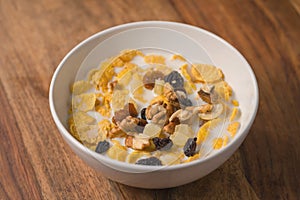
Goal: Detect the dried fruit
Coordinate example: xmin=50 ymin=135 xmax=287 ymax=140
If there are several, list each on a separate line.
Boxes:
xmin=152 ymin=137 xmax=173 ymax=150
xmin=125 ymin=135 xmax=150 ymax=150
xmin=183 ymin=137 xmax=197 ymax=157
xmin=198 ymin=103 xmax=224 ymax=120
xmin=143 ymin=70 xmax=164 ymax=90
xmin=113 ymin=103 xmax=138 ymax=123
xmin=198 ymin=89 xmax=212 ymax=104
xmin=164 ymin=71 xmax=184 ymax=89
xmin=153 ymin=79 xmax=165 ymax=95
xmin=143 ymin=123 xmax=162 ymax=138
xmin=136 ymin=157 xmax=162 ymax=166
xmin=95 ymin=140 xmax=110 ymax=154
xmin=107 ymin=127 xmax=126 ymax=138
xmin=140 ymin=108 xmax=147 ymax=120
xmin=170 ymin=124 xmax=194 ymax=146
xmin=163 ymin=121 xmax=177 ymax=134
xmin=178 ymin=97 xmax=192 ymax=107
xmin=169 ymin=107 xmax=198 ymax=123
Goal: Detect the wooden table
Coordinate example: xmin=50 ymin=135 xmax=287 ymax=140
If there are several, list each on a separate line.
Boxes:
xmin=0 ymin=0 xmax=299 ymax=199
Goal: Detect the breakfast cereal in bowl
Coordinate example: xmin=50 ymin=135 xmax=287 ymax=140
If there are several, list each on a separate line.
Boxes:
xmin=69 ymin=48 xmax=241 ymax=166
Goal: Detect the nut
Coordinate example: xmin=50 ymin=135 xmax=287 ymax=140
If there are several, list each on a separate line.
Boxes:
xmin=163 ymin=122 xmax=177 ymax=134
xmin=119 ymin=116 xmax=139 ymax=132
xmin=199 ymin=104 xmax=213 ymax=113
xmin=107 ymin=127 xmax=126 ymax=138
xmin=125 ymin=135 xmax=150 ymax=150
xmin=146 ymin=104 xmax=167 ymax=125
xmin=169 ymin=106 xmax=198 ymax=123
xmin=113 ymin=103 xmax=138 ymax=123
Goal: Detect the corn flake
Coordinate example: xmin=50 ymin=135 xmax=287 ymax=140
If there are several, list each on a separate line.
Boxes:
xmin=144 ymin=55 xmax=165 ymax=64
xmin=227 ymin=122 xmax=240 ymax=137
xmin=73 ymin=93 xmax=96 ymax=112
xmin=229 ymin=107 xmax=240 ymax=122
xmin=71 ymin=80 xmax=92 ymax=95
xmin=171 ymin=54 xmax=186 ymax=61
xmin=126 ymin=151 xmax=150 ymax=163
xmin=111 ymin=89 xmax=129 ymax=111
xmin=192 ymin=64 xmax=224 ymax=83
xmin=184 ymin=153 xmax=200 ymax=163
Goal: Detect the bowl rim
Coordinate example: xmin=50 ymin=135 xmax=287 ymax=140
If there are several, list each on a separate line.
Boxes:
xmin=49 ymin=21 xmax=259 ymax=171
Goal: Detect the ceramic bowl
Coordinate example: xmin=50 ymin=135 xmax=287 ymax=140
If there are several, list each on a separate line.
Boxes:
xmin=49 ymin=21 xmax=258 ymax=189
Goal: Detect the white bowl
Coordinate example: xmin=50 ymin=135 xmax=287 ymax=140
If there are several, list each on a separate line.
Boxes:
xmin=49 ymin=21 xmax=259 ymax=189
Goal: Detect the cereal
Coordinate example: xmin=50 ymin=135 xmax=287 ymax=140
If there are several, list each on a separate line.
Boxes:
xmin=126 ymin=151 xmax=150 ymax=164
xmin=184 ymin=153 xmax=200 ymax=163
xmin=144 ymin=55 xmax=165 ymax=64
xmin=69 ymin=49 xmax=241 ymax=166
xmin=160 ymin=152 xmax=183 ymax=165
xmin=229 ymin=107 xmax=240 ymax=122
xmin=171 ymin=54 xmax=186 ymax=61
xmin=73 ymin=93 xmax=96 ymax=112
xmin=212 ymin=138 xmax=224 ymax=149
xmin=71 ymin=80 xmax=92 ymax=95
xmin=191 ymin=64 xmax=224 ymax=83
xmin=227 ymin=122 xmax=240 ymax=137
xmin=232 ymin=100 xmax=239 ymax=106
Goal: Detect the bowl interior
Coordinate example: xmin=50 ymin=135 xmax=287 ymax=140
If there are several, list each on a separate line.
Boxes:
xmin=50 ymin=21 xmax=258 ymax=172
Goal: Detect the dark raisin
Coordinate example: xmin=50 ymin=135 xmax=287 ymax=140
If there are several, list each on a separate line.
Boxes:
xmin=152 ymin=137 xmax=173 ymax=150
xmin=140 ymin=108 xmax=147 ymax=120
xmin=178 ymin=97 xmax=193 ymax=107
xmin=164 ymin=71 xmax=184 ymax=89
xmin=136 ymin=157 xmax=162 ymax=166
xmin=183 ymin=137 xmax=197 ymax=157
xmin=95 ymin=140 xmax=110 ymax=154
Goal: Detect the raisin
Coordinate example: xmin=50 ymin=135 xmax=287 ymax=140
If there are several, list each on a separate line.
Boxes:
xmin=178 ymin=97 xmax=193 ymax=107
xmin=183 ymin=137 xmax=197 ymax=157
xmin=95 ymin=140 xmax=110 ymax=154
xmin=140 ymin=108 xmax=147 ymax=120
xmin=152 ymin=137 xmax=173 ymax=150
xmin=136 ymin=157 xmax=162 ymax=166
xmin=164 ymin=71 xmax=184 ymax=89
xmin=143 ymin=70 xmax=164 ymax=90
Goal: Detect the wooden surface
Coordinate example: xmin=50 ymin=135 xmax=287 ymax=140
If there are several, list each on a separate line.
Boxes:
xmin=0 ymin=0 xmax=299 ymax=199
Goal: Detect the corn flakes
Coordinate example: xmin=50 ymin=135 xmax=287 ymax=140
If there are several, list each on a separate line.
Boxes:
xmin=171 ymin=54 xmax=186 ymax=61
xmin=227 ymin=122 xmax=240 ymax=137
xmin=72 ymin=93 xmax=96 ymax=112
xmin=191 ymin=64 xmax=224 ymax=83
xmin=71 ymin=80 xmax=92 ymax=95
xmin=144 ymin=55 xmax=165 ymax=64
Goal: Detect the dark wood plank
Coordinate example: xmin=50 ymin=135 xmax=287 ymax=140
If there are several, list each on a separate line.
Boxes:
xmin=0 ymin=0 xmax=299 ymax=199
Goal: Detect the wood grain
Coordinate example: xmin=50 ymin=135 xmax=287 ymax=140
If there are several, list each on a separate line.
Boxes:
xmin=0 ymin=0 xmax=299 ymax=199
